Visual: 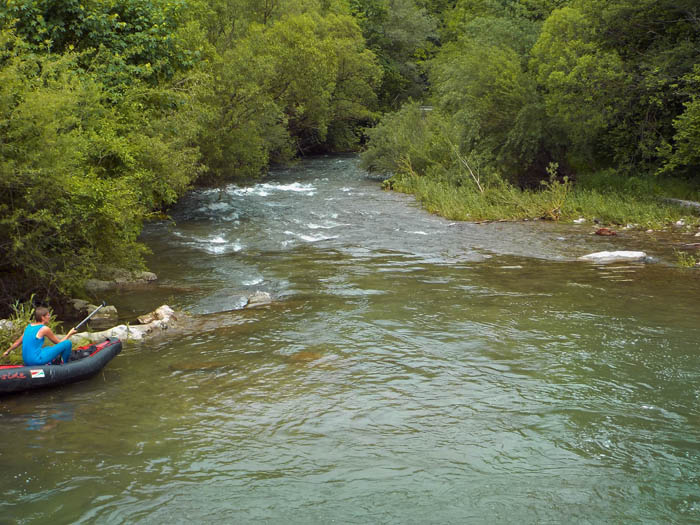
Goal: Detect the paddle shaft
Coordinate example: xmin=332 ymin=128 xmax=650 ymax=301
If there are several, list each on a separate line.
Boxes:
xmin=74 ymin=301 xmax=107 ymax=331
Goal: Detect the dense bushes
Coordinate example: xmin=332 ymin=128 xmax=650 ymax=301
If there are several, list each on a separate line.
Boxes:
xmin=0 ymin=0 xmax=384 ymax=314
xmin=2 ymin=0 xmax=699 ymax=314
xmin=362 ymin=0 xmax=700 ymax=192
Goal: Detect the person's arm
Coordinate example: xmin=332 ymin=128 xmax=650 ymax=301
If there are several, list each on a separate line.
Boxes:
xmin=2 ymin=334 xmax=23 ymax=357
xmin=40 ymin=326 xmax=77 ymax=345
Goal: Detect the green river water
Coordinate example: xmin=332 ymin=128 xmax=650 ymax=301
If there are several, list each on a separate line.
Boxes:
xmin=1 ymin=156 xmax=699 ymax=523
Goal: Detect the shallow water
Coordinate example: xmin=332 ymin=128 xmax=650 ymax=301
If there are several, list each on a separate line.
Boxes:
xmin=1 ymin=156 xmax=699 ymax=523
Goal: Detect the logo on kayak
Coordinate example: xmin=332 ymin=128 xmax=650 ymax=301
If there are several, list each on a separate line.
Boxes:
xmin=0 ymin=372 xmax=27 ymax=380
xmin=30 ymin=370 xmax=45 ymax=379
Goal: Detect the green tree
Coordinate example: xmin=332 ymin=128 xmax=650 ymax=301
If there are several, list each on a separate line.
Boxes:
xmin=530 ymin=6 xmax=629 ymax=167
xmin=1 ymin=0 xmax=199 ymax=88
xmin=0 ymin=29 xmax=202 ymax=307
xmin=350 ymin=0 xmax=436 ymax=109
xmin=197 ymin=10 xmax=381 ymax=180
xmin=659 ymin=66 xmax=700 ymax=178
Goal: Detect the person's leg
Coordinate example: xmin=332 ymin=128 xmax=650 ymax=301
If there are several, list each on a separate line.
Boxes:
xmin=56 ymin=340 xmax=72 ymax=363
xmin=38 ymin=340 xmax=72 ymax=365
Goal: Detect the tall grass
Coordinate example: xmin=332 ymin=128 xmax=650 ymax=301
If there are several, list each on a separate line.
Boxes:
xmin=388 ymin=172 xmax=700 ymax=229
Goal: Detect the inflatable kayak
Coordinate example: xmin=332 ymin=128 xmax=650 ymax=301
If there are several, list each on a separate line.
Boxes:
xmin=0 ymin=338 xmax=122 ymax=394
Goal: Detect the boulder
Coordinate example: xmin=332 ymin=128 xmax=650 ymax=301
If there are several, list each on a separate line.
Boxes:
xmin=247 ymin=291 xmax=272 ymax=307
xmin=137 ymin=305 xmax=176 ymax=325
xmin=88 ymin=305 xmax=119 ymax=330
xmin=84 ymin=279 xmax=113 ymax=293
xmin=578 ymin=251 xmax=647 ymax=263
xmin=85 ymin=271 xmax=158 ymax=293
xmin=68 ymin=298 xmax=91 ymax=316
xmin=71 ymin=304 xmax=179 ymax=344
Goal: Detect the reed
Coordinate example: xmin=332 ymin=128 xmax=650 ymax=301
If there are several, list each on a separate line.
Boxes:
xmin=388 ymin=173 xmax=700 ymax=230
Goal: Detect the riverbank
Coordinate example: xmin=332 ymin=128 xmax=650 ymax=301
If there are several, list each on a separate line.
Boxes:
xmin=386 ymin=172 xmax=700 ymax=233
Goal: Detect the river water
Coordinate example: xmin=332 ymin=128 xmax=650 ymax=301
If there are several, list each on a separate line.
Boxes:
xmin=1 ymin=156 xmax=699 ymax=523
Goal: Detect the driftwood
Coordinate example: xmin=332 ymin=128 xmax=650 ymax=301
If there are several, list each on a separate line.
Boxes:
xmin=664 ymin=198 xmax=700 ymax=211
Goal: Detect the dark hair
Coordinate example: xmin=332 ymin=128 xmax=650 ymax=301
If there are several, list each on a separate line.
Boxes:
xmin=34 ymin=307 xmax=49 ymax=322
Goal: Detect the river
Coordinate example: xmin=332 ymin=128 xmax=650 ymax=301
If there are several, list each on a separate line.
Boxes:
xmin=1 ymin=155 xmax=699 ymax=523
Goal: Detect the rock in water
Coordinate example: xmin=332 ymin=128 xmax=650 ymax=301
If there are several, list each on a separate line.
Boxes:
xmin=247 ymin=291 xmax=272 ymax=307
xmin=89 ymin=305 xmax=118 ymax=330
xmin=578 ymin=251 xmax=647 ymax=263
xmin=595 ymin=228 xmax=617 ymax=236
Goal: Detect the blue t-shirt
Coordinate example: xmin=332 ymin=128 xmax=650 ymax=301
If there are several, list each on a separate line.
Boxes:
xmin=22 ymin=324 xmax=45 ymax=364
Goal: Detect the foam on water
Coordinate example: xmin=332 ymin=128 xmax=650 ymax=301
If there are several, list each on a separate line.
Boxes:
xmin=307 ymin=221 xmax=347 ymax=230
xmin=228 ymin=182 xmax=316 ymax=197
xmin=184 ymin=235 xmax=244 ymax=255
xmin=284 ymin=230 xmax=339 ymax=243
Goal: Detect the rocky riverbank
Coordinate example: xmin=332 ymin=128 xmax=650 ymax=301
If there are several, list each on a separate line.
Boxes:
xmin=68 ymin=291 xmax=273 ymax=345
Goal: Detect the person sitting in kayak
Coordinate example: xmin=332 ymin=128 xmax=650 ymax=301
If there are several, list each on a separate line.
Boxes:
xmin=2 ymin=307 xmax=77 ymax=365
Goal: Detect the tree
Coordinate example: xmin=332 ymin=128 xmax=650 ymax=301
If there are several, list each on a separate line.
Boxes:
xmin=197 ymin=10 xmax=381 ymax=180
xmin=1 ymin=0 xmax=198 ymax=89
xmin=0 ymin=29 xmax=202 ymax=307
xmin=350 ymin=0 xmax=437 ymax=109
xmin=659 ymin=66 xmax=700 ymax=179
xmin=530 ymin=6 xmax=629 ymax=167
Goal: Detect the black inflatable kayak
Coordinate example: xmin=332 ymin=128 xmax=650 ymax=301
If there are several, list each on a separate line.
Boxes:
xmin=0 ymin=338 xmax=122 ymax=394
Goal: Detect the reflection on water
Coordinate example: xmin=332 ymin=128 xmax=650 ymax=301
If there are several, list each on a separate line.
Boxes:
xmin=1 ymin=156 xmax=699 ymax=523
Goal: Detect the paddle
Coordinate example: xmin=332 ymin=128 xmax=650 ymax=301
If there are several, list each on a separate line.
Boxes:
xmin=73 ymin=301 xmax=107 ymax=332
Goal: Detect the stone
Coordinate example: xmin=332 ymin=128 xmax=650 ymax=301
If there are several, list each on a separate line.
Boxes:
xmin=573 ymin=218 xmax=586 ymax=224
xmin=88 ymin=305 xmax=119 ymax=330
xmin=137 ymin=305 xmax=176 ymax=324
xmin=578 ymin=251 xmax=647 ymax=263
xmin=69 ymin=298 xmax=91 ymax=313
xmin=595 ymin=228 xmax=617 ymax=236
xmin=247 ymin=291 xmax=272 ymax=307
xmin=84 ymin=279 xmax=113 ymax=293
xmin=84 ymin=271 xmax=158 ymax=293
xmin=71 ymin=304 xmax=179 ymax=344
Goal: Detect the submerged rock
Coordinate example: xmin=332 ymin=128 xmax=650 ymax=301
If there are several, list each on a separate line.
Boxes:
xmin=578 ymin=251 xmax=647 ymax=263
xmin=84 ymin=271 xmax=158 ymax=293
xmin=595 ymin=228 xmax=617 ymax=236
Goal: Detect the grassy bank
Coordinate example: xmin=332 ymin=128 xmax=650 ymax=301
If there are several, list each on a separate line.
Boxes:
xmin=387 ymin=172 xmax=700 ymax=230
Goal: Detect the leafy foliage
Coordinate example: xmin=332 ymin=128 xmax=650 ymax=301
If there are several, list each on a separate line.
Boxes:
xmin=349 ymin=0 xmax=437 ymax=109
xmin=0 ymin=27 xmax=202 ymax=309
xmin=364 ymin=0 xmax=700 ymax=191
xmin=0 ymin=0 xmax=384 ymax=312
xmin=0 ymin=296 xmax=61 ymax=365
xmin=197 ymin=9 xmax=381 ymax=180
